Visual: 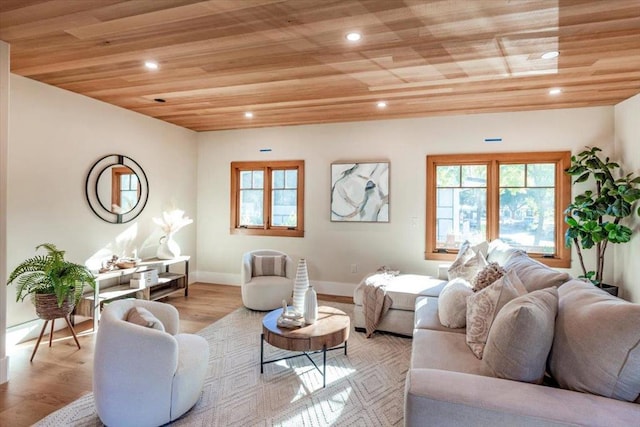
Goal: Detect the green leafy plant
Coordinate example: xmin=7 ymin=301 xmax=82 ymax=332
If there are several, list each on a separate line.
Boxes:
xmin=7 ymin=243 xmax=96 ymax=307
xmin=565 ymin=147 xmax=640 ymax=286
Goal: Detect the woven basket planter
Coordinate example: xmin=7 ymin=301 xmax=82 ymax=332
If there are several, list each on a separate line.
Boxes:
xmin=34 ymin=293 xmax=74 ymax=320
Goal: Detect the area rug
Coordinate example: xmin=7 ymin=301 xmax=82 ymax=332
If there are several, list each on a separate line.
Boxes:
xmin=34 ymin=302 xmax=412 ymax=426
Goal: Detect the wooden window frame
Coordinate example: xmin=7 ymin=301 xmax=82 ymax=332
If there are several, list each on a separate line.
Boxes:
xmin=230 ymin=160 xmax=305 ymax=237
xmin=426 ymin=151 xmax=571 ymax=268
xmin=111 ymin=166 xmax=140 ymax=211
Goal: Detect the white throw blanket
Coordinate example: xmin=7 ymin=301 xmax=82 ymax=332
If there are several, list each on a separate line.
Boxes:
xmin=363 ymin=270 xmax=396 ymax=338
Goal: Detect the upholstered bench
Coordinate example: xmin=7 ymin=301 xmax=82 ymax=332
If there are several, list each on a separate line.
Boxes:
xmin=353 ymin=274 xmax=447 ymax=337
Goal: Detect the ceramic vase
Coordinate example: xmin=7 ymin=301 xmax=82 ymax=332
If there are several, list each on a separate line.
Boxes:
xmin=292 ymin=258 xmax=309 ymax=314
xmin=304 ymin=285 xmax=318 ymax=325
xmin=157 ymin=233 xmax=180 ymax=259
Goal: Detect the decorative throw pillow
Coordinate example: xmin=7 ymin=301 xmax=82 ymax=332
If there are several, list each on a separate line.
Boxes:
xmin=503 ymin=255 xmax=570 ymax=292
xmin=447 ymin=241 xmax=474 ymax=280
xmin=448 ymin=250 xmax=488 ymax=283
xmin=548 ymin=279 xmax=640 ymax=402
xmin=466 ymin=268 xmax=527 ymax=359
xmin=126 ymin=306 xmax=165 ymax=331
xmin=482 ymin=287 xmax=558 ymax=384
xmin=472 ymin=262 xmax=506 ymax=292
xmin=438 ymin=278 xmax=474 ymax=328
xmin=252 ymin=255 xmax=286 ymax=277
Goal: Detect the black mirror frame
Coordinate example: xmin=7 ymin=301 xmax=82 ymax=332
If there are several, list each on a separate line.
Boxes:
xmin=85 ymin=154 xmax=149 ymax=224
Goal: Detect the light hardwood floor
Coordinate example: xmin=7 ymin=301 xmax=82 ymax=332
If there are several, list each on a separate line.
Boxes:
xmin=0 ymin=283 xmax=352 ymax=426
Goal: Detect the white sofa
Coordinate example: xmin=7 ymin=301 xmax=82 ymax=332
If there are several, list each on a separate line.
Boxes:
xmin=404 ymin=242 xmax=640 ymax=426
xmin=93 ymin=299 xmax=209 ymax=427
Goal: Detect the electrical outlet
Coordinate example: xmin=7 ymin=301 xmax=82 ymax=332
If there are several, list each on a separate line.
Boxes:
xmin=350 ymin=264 xmax=358 ymax=274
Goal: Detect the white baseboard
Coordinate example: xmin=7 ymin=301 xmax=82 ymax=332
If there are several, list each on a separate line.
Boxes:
xmin=194 ymin=271 xmax=357 ymax=298
xmin=194 ymin=271 xmax=240 ymax=286
xmin=0 ymin=356 xmax=8 ymax=384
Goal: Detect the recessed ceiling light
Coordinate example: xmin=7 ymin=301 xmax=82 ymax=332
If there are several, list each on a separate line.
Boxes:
xmin=144 ymin=61 xmax=159 ymax=70
xmin=346 ymin=32 xmax=361 ymax=42
xmin=541 ymin=51 xmax=559 ymax=59
xmin=377 ymin=101 xmax=387 ymax=108
xmin=244 ymin=111 xmax=254 ymax=118
xmin=549 ymin=88 xmax=562 ymax=95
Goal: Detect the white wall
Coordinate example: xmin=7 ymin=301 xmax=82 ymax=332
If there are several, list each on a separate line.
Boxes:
xmin=7 ymin=75 xmax=198 ymax=331
xmin=0 ymin=41 xmax=10 ymax=383
xmin=196 ymin=107 xmax=615 ymax=295
xmin=614 ymin=93 xmax=640 ymax=302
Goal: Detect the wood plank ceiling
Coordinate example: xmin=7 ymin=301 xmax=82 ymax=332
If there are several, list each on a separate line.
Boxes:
xmin=1 ymin=0 xmax=639 ymax=132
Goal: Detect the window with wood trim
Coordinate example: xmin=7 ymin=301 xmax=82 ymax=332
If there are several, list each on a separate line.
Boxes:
xmin=230 ymin=160 xmax=304 ymax=237
xmin=426 ymin=152 xmax=571 ymax=267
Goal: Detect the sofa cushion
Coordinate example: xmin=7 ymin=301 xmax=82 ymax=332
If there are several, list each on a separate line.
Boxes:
xmin=466 ymin=269 xmax=527 ymax=359
xmin=411 ymin=328 xmax=483 ymax=375
xmin=549 ymin=279 xmax=640 ymax=402
xmin=503 ymin=255 xmax=570 ymax=292
xmin=252 ymin=254 xmax=286 ymax=277
xmin=126 ymin=306 xmax=165 ymax=331
xmin=415 ymin=296 xmax=465 ymax=334
xmin=482 ymin=287 xmax=558 ymax=384
xmin=486 ymin=238 xmax=525 ymax=265
xmin=438 ymin=278 xmax=473 ymax=328
xmin=353 ymin=274 xmax=446 ymax=310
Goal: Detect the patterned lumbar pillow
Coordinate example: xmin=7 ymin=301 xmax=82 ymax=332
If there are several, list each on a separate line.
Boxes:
xmin=482 ymin=287 xmax=558 ymax=384
xmin=438 ymin=278 xmax=474 ymax=328
xmin=473 ymin=262 xmax=506 ymax=292
xmin=252 ymin=255 xmax=286 ymax=277
xmin=466 ymin=268 xmax=527 ymax=359
xmin=126 ymin=306 xmax=165 ymax=331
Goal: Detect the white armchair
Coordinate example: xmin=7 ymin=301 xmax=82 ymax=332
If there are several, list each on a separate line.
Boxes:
xmin=93 ymin=299 xmax=209 ymax=427
xmin=241 ymin=249 xmax=295 ymax=311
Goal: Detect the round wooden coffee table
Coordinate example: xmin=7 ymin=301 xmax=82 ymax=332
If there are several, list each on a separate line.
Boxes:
xmin=260 ymin=305 xmax=350 ymax=388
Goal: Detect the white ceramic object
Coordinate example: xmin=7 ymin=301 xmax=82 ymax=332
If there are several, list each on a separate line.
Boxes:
xmin=304 ymin=285 xmax=318 ymax=325
xmin=293 ymin=258 xmax=309 ymax=314
xmin=157 ymin=233 xmax=180 ymax=259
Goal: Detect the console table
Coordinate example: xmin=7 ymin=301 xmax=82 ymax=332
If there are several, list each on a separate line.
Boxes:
xmin=75 ymin=256 xmax=190 ymax=330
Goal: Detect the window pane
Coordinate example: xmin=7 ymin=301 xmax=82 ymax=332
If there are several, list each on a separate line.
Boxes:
xmin=285 ymin=170 xmax=297 ymax=188
xmin=436 ymin=187 xmax=486 ymax=248
xmin=272 ymin=170 xmax=284 ymax=189
xmin=461 ymin=165 xmax=486 ymax=187
xmin=130 ymin=174 xmax=138 ymax=189
xmin=527 ymin=164 xmax=555 ymax=187
xmin=500 ymin=164 xmax=525 ymax=187
xmin=271 ymin=189 xmax=297 ymax=226
xmin=121 ymin=174 xmax=130 ymax=190
xmin=240 ymin=171 xmax=253 ymax=189
xmin=120 ymin=190 xmax=137 ymax=212
xmin=436 ymin=166 xmax=460 ymax=187
xmin=499 ymin=188 xmax=555 ymax=254
xmin=239 ymin=189 xmax=263 ymax=225
xmin=253 ymin=170 xmax=264 ymax=188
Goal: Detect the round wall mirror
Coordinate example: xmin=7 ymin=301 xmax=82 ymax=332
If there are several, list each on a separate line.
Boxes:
xmin=86 ymin=154 xmax=149 ymax=223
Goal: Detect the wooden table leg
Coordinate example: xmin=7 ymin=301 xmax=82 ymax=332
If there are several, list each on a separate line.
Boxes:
xmin=30 ymin=320 xmax=49 ymax=362
xmin=64 ymin=315 xmax=81 ymax=350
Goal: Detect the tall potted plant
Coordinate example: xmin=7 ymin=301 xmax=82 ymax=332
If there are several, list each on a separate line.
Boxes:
xmin=7 ymin=243 xmax=96 ymax=318
xmin=564 ymin=147 xmax=640 ymax=293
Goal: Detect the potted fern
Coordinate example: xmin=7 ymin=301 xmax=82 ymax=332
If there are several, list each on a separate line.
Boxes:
xmin=564 ymin=147 xmax=640 ymax=295
xmin=7 ymin=243 xmax=96 ymax=318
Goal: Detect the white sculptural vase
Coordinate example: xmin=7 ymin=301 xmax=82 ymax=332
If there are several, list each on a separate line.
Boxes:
xmin=292 ymin=259 xmax=309 ymax=314
xmin=157 ymin=233 xmax=180 ymax=259
xmin=304 ymin=285 xmax=318 ymax=325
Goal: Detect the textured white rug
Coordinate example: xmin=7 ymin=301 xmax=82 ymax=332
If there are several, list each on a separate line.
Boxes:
xmin=34 ymin=302 xmax=412 ymax=426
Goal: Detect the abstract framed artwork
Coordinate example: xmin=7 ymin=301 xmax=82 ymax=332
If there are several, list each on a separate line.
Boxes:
xmin=331 ymin=161 xmax=389 ymax=222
